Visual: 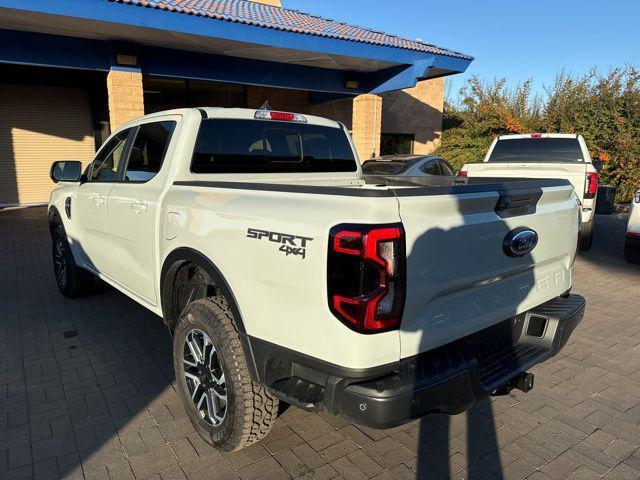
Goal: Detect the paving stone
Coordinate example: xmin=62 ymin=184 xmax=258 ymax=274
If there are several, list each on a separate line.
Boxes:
xmin=274 ymin=449 xmax=310 ymax=478
xmin=128 ymin=445 xmax=178 ymax=479
xmin=236 ymin=456 xmax=280 ymax=480
xmin=4 ymin=199 xmax=640 ymax=480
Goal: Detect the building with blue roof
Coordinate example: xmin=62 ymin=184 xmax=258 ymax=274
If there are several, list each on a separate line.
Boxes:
xmin=0 ymin=0 xmax=472 ymax=205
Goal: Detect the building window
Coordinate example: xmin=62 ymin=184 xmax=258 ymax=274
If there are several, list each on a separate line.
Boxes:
xmin=380 ymin=134 xmax=414 ymax=156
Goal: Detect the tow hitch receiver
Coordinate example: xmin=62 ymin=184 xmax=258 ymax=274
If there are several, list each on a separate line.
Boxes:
xmin=493 ymin=372 xmax=534 ymax=396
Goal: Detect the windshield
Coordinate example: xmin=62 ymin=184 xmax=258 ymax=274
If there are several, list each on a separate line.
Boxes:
xmin=191 ymin=119 xmax=357 ymax=173
xmin=488 ymin=138 xmax=584 ymax=163
xmin=361 ymin=161 xmax=409 ymax=175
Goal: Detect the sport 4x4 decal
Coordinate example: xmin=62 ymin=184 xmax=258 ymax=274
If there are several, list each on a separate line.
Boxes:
xmin=247 ymin=228 xmax=314 ymax=259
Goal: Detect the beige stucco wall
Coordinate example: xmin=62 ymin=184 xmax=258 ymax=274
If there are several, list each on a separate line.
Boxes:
xmin=381 ymin=78 xmax=445 ymax=154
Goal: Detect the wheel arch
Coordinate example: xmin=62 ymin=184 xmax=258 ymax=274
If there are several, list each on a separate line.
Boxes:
xmin=160 ymin=247 xmax=247 ymax=335
xmin=48 ymin=206 xmax=62 ymax=236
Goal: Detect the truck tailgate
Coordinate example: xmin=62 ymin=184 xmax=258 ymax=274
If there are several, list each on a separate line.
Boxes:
xmin=395 ymin=180 xmax=579 ymax=358
xmin=466 ymin=162 xmax=588 ymax=198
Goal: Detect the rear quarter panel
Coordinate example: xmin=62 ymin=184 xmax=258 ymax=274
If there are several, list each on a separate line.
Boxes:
xmin=159 ymin=184 xmax=403 ymax=369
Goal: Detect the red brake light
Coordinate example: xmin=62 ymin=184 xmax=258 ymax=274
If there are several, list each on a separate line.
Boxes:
xmin=457 ymin=170 xmax=468 ymax=177
xmin=531 ymin=134 xmax=542 ymax=138
xmin=254 ymin=110 xmax=307 ymax=122
xmin=328 ymin=224 xmax=406 ymax=333
xmin=585 ymin=172 xmax=599 ymax=199
xmin=270 ymin=111 xmax=295 ymax=121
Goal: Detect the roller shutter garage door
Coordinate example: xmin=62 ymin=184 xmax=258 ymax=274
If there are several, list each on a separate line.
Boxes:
xmin=0 ymin=84 xmax=95 ymax=206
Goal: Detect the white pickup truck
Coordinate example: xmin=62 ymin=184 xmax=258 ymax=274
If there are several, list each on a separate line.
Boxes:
xmin=48 ymin=108 xmax=585 ymax=452
xmin=626 ymin=189 xmax=640 ymax=264
xmin=459 ymin=134 xmax=600 ymax=250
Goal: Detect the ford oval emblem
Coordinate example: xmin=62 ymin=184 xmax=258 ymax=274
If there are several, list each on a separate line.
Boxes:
xmin=503 ymin=228 xmax=538 ymax=257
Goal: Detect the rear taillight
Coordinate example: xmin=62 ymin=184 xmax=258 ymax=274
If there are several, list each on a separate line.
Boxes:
xmin=328 ymin=224 xmax=406 ymax=333
xmin=457 ymin=170 xmax=468 ymax=177
xmin=584 ymin=172 xmax=599 ymax=199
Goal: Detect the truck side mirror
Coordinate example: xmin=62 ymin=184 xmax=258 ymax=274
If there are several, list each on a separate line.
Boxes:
xmin=592 ymin=158 xmax=604 ymax=173
xmin=50 ymin=161 xmax=82 ymax=183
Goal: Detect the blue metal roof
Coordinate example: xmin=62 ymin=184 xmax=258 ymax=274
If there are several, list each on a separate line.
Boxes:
xmin=109 ymin=0 xmax=473 ymax=61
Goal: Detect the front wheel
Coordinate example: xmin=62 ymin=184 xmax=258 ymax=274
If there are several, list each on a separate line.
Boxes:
xmin=52 ymin=225 xmax=96 ymax=297
xmin=173 ymin=298 xmax=279 ymax=451
xmin=579 ymin=218 xmax=594 ymax=251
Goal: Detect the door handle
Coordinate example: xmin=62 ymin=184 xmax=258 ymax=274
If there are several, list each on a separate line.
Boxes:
xmin=130 ymin=201 xmax=149 ymax=212
xmin=91 ymin=196 xmax=106 ymax=205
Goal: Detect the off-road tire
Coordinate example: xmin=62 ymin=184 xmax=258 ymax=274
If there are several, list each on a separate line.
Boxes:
xmin=579 ymin=218 xmax=594 ymax=251
xmin=625 ymin=240 xmax=640 ymax=264
xmin=173 ymin=297 xmax=279 ymax=451
xmin=52 ymin=225 xmax=96 ymax=298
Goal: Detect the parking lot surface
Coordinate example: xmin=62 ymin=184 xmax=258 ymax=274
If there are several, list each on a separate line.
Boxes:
xmin=1 ymin=206 xmax=640 ymax=480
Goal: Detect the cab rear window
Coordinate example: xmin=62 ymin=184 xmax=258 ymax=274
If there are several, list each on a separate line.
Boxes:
xmin=488 ymin=138 xmax=583 ymax=163
xmin=361 ymin=161 xmax=408 ymax=175
xmin=191 ymin=119 xmax=357 ymax=173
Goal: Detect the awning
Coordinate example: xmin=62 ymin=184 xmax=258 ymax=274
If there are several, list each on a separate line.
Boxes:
xmin=0 ymin=0 xmax=473 ymax=94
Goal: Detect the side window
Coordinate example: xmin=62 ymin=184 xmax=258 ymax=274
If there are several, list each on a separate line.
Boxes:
xmin=439 ymin=160 xmax=455 ymax=176
xmin=125 ymin=121 xmax=176 ymax=182
xmin=89 ymin=130 xmax=131 ymax=182
xmin=420 ymin=160 xmax=441 ymax=176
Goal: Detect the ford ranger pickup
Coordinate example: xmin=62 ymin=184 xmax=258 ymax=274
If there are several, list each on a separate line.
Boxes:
xmin=459 ymin=133 xmax=600 ymax=250
xmin=48 ymin=108 xmax=586 ymax=452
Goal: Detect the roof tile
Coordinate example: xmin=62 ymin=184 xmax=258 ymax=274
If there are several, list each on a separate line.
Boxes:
xmin=107 ymin=0 xmax=473 ymax=60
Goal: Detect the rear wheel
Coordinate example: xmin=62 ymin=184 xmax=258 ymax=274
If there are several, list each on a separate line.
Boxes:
xmin=52 ymin=225 xmax=96 ymax=297
xmin=579 ymin=218 xmax=594 ymax=251
xmin=173 ymin=297 xmax=279 ymax=451
xmin=625 ymin=240 xmax=640 ymax=264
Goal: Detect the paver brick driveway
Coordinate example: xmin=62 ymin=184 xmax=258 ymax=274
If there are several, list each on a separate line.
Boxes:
xmin=1 ymin=206 xmax=640 ymax=480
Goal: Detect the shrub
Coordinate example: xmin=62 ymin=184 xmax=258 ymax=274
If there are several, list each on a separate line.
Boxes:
xmin=436 ymin=67 xmax=640 ymax=201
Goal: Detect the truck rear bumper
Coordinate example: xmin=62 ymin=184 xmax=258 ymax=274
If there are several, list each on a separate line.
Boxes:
xmin=246 ymin=294 xmax=585 ymax=429
xmin=339 ymin=294 xmax=585 ymax=428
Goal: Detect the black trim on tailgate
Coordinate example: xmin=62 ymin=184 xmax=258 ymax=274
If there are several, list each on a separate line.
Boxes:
xmin=390 ymin=178 xmax=569 ymax=197
xmin=173 ymin=178 xmax=570 ymax=198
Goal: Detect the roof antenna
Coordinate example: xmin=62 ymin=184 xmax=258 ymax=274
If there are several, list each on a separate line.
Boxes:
xmin=259 ymin=101 xmax=272 ymax=110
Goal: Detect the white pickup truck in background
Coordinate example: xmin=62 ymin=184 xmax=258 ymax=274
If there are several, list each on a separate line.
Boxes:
xmin=48 ymin=108 xmax=585 ymax=452
xmin=626 ymin=189 xmax=640 ymax=264
xmin=460 ymin=134 xmax=601 ymax=250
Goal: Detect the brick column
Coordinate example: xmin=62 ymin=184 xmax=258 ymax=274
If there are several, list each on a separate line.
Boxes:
xmin=106 ymin=69 xmax=145 ymax=130
xmin=351 ymin=94 xmax=382 ymax=161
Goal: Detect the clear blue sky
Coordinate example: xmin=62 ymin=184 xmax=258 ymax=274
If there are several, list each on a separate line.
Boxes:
xmin=285 ymin=0 xmax=640 ymax=101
